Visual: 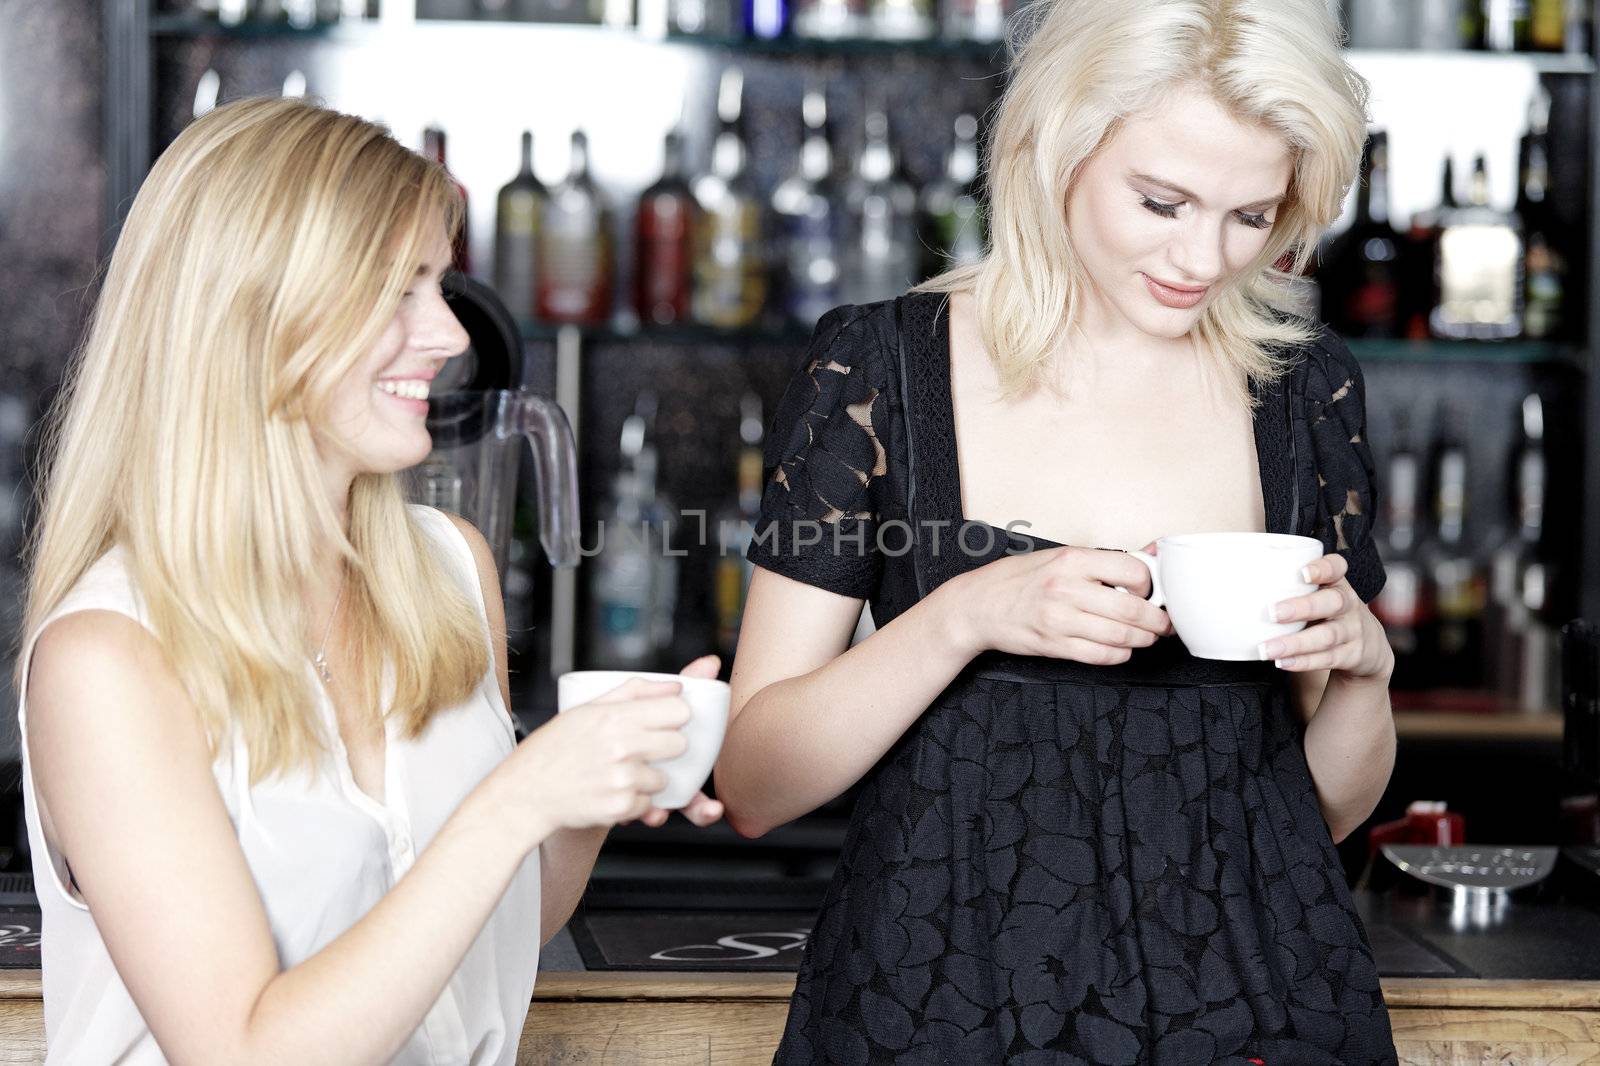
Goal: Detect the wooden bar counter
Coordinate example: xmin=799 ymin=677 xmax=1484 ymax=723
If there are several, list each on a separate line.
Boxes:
xmin=0 ymin=969 xmax=1595 ymax=1064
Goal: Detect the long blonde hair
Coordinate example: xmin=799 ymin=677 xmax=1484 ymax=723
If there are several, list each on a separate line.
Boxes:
xmin=21 ymin=97 xmax=488 ymax=783
xmin=921 ymin=0 xmax=1370 ymax=401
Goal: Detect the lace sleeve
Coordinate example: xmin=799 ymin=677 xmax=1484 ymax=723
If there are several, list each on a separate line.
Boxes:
xmin=745 ymin=305 xmax=889 ymax=599
xmin=1305 ymin=327 xmax=1386 ymax=604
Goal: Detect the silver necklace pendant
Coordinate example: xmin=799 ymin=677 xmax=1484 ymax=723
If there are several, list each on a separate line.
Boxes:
xmin=313 ymin=651 xmax=332 ymax=684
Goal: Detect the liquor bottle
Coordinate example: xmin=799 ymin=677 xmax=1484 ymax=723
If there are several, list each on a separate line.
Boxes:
xmin=494 ymin=131 xmax=545 ymax=324
xmin=1422 ymin=409 xmax=1486 ymax=688
xmin=635 ymin=129 xmax=696 ymax=326
xmin=919 ymin=113 xmax=986 ymax=277
xmin=587 ymin=399 xmax=676 ymax=669
xmin=1565 ymin=0 xmax=1593 ymax=54
xmin=743 ymin=0 xmax=788 ymax=38
xmin=669 ymin=0 xmax=733 ymax=35
xmin=1372 ymin=412 xmax=1430 ymax=689
xmin=1487 ymin=394 xmax=1557 ymax=708
xmin=770 ymin=88 xmax=844 ymax=326
xmin=1401 ymin=157 xmax=1455 ymax=340
xmin=791 ymin=0 xmax=865 ymax=37
xmin=1348 ymin=0 xmax=1414 ymax=47
xmin=1484 ymin=0 xmax=1532 ymax=51
xmin=843 ymin=108 xmax=919 ymax=305
xmin=588 ymin=464 xmax=654 ymax=670
xmin=1517 ymin=89 xmax=1565 ymax=339
xmin=423 ymin=125 xmax=472 ymax=274
xmin=1414 ymin=0 xmax=1474 ymax=48
xmin=629 ymin=396 xmax=680 ymax=659
xmin=870 ymin=0 xmax=933 ymax=38
xmin=537 ymin=130 xmax=614 ymax=325
xmin=713 ymin=393 xmax=764 ymax=658
xmin=1322 ymin=131 xmax=1401 ymax=337
xmin=1531 ymin=0 xmax=1567 ymax=48
xmin=692 ymin=69 xmax=767 ymax=329
xmin=1430 ymin=154 xmax=1523 ymax=340
xmin=941 ymin=0 xmax=1009 ymax=40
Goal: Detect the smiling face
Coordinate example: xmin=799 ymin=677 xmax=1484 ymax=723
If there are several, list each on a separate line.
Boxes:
xmin=316 ymin=218 xmax=469 ymax=484
xmin=1065 ymin=84 xmax=1294 ymax=341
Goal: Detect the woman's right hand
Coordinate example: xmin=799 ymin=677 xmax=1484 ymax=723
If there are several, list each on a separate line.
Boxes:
xmin=492 ymin=678 xmax=691 ymax=849
xmin=951 ymin=543 xmax=1175 ymax=664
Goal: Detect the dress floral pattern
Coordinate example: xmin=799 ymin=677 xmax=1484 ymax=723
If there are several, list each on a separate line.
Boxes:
xmin=747 ymin=293 xmax=1398 ymax=1065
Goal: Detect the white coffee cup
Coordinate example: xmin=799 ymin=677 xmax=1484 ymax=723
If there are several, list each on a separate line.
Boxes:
xmin=556 ymin=670 xmax=731 ymax=810
xmin=1125 ymin=532 xmax=1325 ymax=662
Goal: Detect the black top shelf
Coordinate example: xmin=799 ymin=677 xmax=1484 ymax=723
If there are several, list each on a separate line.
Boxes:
xmin=516 ymin=318 xmax=1584 ymax=367
xmin=144 ymin=14 xmax=1600 ymax=72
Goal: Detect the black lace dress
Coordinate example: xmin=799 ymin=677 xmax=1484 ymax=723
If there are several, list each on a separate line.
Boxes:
xmin=744 ymin=292 xmax=1398 ymax=1065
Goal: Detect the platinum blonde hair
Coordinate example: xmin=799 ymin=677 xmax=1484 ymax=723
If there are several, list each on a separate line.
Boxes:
xmin=920 ymin=0 xmax=1370 ymax=401
xmin=21 ymin=97 xmax=488 ymax=783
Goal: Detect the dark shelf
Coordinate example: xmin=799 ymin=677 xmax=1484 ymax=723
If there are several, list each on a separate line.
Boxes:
xmin=149 ymin=12 xmax=362 ymax=38
xmin=1347 ymin=337 xmax=1584 ymax=367
xmin=519 ymin=319 xmax=812 ymax=347
xmin=514 ymin=320 xmax=1585 ymax=366
xmin=661 ymin=30 xmax=1007 ymax=60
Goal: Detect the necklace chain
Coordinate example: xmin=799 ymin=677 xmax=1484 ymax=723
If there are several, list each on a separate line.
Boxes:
xmin=312 ymin=579 xmax=345 ymax=685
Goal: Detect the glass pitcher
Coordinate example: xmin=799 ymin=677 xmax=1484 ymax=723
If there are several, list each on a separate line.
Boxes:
xmin=407 ymin=388 xmax=580 ymax=575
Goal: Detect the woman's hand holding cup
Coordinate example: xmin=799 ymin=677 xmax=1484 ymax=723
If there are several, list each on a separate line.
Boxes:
xmin=1258 ymin=553 xmax=1394 ymax=681
xmin=956 ymin=543 xmax=1174 ymax=665
xmin=633 ymin=655 xmax=726 ymax=829
xmin=502 ymin=673 xmax=694 ymax=846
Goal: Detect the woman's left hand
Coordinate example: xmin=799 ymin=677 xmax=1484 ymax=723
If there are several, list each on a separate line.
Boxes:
xmin=1259 ymin=553 xmax=1394 ymax=681
xmin=636 ymin=654 xmax=727 ymax=830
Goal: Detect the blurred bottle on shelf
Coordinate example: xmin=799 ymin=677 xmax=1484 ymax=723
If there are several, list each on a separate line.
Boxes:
xmin=1483 ymin=0 xmax=1533 ymax=51
xmin=1414 ymin=0 xmax=1475 ymax=49
xmin=423 ymin=125 xmax=472 ymax=274
xmin=843 ymin=108 xmax=919 ymax=305
xmin=668 ymin=0 xmax=734 ymax=34
xmin=743 ymin=0 xmax=789 ymax=38
xmin=1421 ymin=407 xmax=1486 ymax=688
xmin=494 ymin=131 xmax=546 ymax=324
xmin=1517 ymin=88 xmax=1565 ymax=340
xmin=1373 ymin=410 xmax=1430 ymax=689
xmin=1563 ymin=0 xmax=1593 ymax=54
xmin=1401 ymin=157 xmax=1454 ymax=340
xmin=941 ymin=0 xmax=1011 ymax=40
xmin=791 ymin=0 xmax=865 ymax=37
xmin=870 ymin=0 xmax=934 ymax=38
xmin=588 ymin=397 xmax=678 ymax=669
xmin=713 ymin=393 xmax=765 ymax=658
xmin=1348 ymin=0 xmax=1414 ymax=47
xmin=1322 ymin=130 xmax=1401 ymax=337
xmin=919 ymin=112 xmax=986 ymax=277
xmin=538 ymin=130 xmax=615 ymax=324
xmin=1487 ymin=394 xmax=1559 ymax=709
xmin=771 ymin=87 xmax=845 ymax=326
xmin=693 ymin=69 xmax=767 ymax=328
xmin=635 ymin=129 xmax=696 ymax=326
xmin=1430 ymin=154 xmax=1523 ymax=340
xmin=1530 ymin=0 xmax=1567 ymax=49
xmin=217 ymin=0 xmax=249 ymax=25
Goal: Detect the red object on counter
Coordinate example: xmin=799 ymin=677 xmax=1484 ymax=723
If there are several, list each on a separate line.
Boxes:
xmin=1366 ymin=800 xmax=1466 ymax=867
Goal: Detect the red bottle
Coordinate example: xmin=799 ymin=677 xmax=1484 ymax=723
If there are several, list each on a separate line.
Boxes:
xmin=423 ymin=125 xmax=471 ymax=275
xmin=634 ymin=129 xmax=695 ymax=326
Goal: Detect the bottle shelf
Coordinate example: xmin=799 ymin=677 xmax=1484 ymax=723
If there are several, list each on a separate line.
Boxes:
xmin=145 ymin=15 xmax=1599 ymax=73
xmin=514 ymin=320 xmax=1582 ymax=365
xmin=1347 ymin=338 xmax=1583 ymax=367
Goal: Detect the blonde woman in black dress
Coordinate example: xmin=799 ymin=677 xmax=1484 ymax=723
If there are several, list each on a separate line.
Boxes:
xmin=717 ymin=1 xmax=1399 ymax=1062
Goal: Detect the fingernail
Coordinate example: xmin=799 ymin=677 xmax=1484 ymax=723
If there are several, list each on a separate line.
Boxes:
xmin=1300 ymin=565 xmax=1314 ymax=583
xmin=1267 ymin=603 xmax=1284 ymax=623
xmin=1276 ymin=657 xmax=1296 ymax=669
xmin=1258 ymin=641 xmax=1274 ymax=661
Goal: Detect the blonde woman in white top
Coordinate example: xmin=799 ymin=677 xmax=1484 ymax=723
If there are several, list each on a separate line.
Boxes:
xmin=16 ymin=96 xmax=723 ymax=1065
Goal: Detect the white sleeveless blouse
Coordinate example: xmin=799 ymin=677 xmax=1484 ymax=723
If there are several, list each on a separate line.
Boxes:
xmin=17 ymin=506 xmax=542 ymax=1064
